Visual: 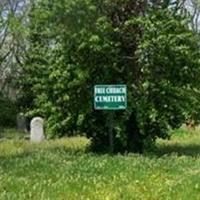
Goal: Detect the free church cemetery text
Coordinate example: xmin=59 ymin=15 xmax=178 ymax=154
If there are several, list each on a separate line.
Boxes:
xmin=94 ymin=85 xmax=127 ymax=110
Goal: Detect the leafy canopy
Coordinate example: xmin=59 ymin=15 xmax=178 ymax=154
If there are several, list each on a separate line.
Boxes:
xmin=19 ymin=0 xmax=200 ymax=152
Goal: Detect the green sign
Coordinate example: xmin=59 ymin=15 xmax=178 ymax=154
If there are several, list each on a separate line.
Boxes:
xmin=94 ymin=85 xmax=127 ymax=110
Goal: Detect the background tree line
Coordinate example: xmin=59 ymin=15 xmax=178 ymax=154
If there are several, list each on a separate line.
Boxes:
xmin=1 ymin=0 xmax=200 ymax=152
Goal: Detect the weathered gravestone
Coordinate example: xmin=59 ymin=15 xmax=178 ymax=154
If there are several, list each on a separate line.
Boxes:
xmin=17 ymin=113 xmax=27 ymax=132
xmin=30 ymin=117 xmax=45 ymax=142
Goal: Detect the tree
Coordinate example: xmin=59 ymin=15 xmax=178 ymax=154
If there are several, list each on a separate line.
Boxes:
xmin=20 ymin=0 xmax=200 ymax=152
xmin=0 ymin=0 xmax=30 ymax=96
xmin=185 ymin=0 xmax=200 ymax=32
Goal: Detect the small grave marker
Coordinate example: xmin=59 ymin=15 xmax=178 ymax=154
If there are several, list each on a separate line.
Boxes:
xmin=30 ymin=117 xmax=45 ymax=142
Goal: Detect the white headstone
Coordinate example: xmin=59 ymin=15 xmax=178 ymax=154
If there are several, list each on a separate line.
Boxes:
xmin=30 ymin=117 xmax=45 ymax=142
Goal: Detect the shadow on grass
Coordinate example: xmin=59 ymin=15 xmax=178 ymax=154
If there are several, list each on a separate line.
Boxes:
xmin=154 ymin=144 xmax=200 ymax=157
xmin=0 ymin=145 xmax=88 ymax=175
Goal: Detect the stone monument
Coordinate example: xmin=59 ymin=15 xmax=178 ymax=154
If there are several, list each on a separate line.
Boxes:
xmin=17 ymin=113 xmax=27 ymax=132
xmin=30 ymin=117 xmax=45 ymax=142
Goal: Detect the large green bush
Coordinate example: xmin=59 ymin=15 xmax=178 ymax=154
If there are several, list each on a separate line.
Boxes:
xmin=19 ymin=0 xmax=200 ymax=152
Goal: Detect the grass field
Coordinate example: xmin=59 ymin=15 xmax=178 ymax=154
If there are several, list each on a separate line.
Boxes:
xmin=1 ymin=128 xmax=200 ymax=200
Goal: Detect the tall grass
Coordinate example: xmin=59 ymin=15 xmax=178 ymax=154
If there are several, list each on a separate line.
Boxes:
xmin=0 ymin=137 xmax=90 ymax=157
xmin=0 ymin=128 xmax=27 ymax=139
xmin=0 ymin=128 xmax=200 ymax=200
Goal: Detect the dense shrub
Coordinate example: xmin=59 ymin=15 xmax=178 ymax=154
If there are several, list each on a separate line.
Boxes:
xmin=0 ymin=92 xmax=17 ymax=127
xmin=19 ymin=0 xmax=200 ymax=152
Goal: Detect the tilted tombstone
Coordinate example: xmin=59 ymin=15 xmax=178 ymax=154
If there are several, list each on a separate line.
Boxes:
xmin=30 ymin=117 xmax=45 ymax=142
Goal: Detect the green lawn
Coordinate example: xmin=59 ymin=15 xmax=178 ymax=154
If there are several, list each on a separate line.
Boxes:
xmin=1 ymin=129 xmax=200 ymax=200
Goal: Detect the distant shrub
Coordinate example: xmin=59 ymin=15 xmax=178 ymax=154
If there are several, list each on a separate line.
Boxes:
xmin=0 ymin=92 xmax=17 ymax=127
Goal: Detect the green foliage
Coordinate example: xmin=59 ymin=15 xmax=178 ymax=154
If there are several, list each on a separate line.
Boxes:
xmin=19 ymin=0 xmax=200 ymax=152
xmin=0 ymin=93 xmax=17 ymax=127
xmin=130 ymin=9 xmax=200 ymax=149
